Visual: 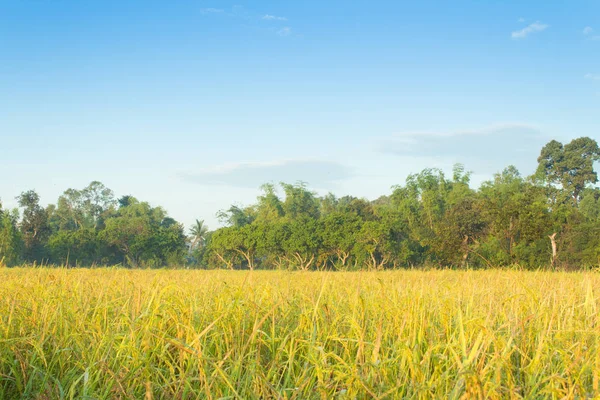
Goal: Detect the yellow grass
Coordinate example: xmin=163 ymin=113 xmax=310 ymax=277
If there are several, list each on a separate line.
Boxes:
xmin=0 ymin=268 xmax=599 ymax=399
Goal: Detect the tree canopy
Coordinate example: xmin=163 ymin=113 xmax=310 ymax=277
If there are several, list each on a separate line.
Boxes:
xmin=1 ymin=137 xmax=599 ymax=269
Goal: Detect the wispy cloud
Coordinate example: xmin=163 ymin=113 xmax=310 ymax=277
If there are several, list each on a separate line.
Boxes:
xmin=385 ymin=123 xmax=539 ymax=139
xmin=262 ymin=14 xmax=287 ymax=21
xmin=585 ymin=73 xmax=600 ymax=81
xmin=378 ymin=123 xmax=546 ymax=174
xmin=180 ymin=159 xmax=354 ymax=189
xmin=277 ymin=27 xmax=292 ymax=37
xmin=198 ymin=7 xmax=295 ymax=37
xmin=511 ymin=21 xmax=549 ymax=39
xmin=518 ymin=17 xmax=525 ymax=23
xmin=200 ymin=8 xmax=224 ymax=14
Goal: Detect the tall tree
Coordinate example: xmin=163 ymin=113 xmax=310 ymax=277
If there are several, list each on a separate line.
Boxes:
xmin=100 ymin=198 xmax=186 ymax=267
xmin=50 ymin=182 xmax=116 ymax=231
xmin=537 ymin=137 xmax=600 ymax=204
xmin=217 ymin=205 xmax=255 ymax=227
xmin=207 ymin=227 xmax=242 ymax=270
xmin=17 ymin=190 xmax=50 ymax=262
xmin=321 ymin=211 xmax=361 ymax=269
xmin=255 ymin=184 xmax=284 ymax=222
xmin=281 ymin=182 xmax=320 ymax=221
xmin=0 ymin=202 xmax=23 ymax=266
xmin=282 ymin=218 xmax=322 ymax=270
xmin=189 ymin=219 xmax=209 ymax=251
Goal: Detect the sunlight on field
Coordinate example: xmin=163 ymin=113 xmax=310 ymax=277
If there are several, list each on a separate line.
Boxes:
xmin=1 ymin=268 xmax=599 ymax=399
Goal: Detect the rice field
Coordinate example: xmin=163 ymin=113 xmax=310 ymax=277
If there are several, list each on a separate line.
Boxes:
xmin=1 ymin=268 xmax=599 ymax=399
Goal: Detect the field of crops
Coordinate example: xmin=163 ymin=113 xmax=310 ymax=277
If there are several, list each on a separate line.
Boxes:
xmin=1 ymin=268 xmax=599 ymax=399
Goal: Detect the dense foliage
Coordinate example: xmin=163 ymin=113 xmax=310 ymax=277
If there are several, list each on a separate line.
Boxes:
xmin=1 ymin=182 xmax=187 ymax=268
xmin=201 ymin=137 xmax=600 ymax=270
xmin=1 ymin=137 xmax=599 ymax=269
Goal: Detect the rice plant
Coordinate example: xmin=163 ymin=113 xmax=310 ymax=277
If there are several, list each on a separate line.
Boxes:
xmin=0 ymin=268 xmax=598 ymax=399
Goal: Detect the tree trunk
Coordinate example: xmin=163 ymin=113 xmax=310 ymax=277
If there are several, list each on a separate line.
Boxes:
xmin=548 ymin=233 xmax=558 ymax=268
xmin=293 ymin=252 xmax=314 ymax=271
xmin=368 ymin=253 xmax=377 ymax=271
xmin=273 ymin=256 xmax=285 ymax=270
xmin=461 ymin=235 xmax=469 ymax=268
xmin=336 ymin=250 xmax=349 ymax=268
xmin=215 ymin=252 xmax=234 ymax=270
xmin=508 ymin=218 xmax=514 ymax=258
xmin=377 ymin=255 xmax=389 ymax=270
xmin=235 ymin=249 xmax=254 ymax=270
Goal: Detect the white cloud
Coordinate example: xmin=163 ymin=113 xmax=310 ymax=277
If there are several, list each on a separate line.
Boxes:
xmin=518 ymin=17 xmax=525 ymax=23
xmin=585 ymin=73 xmax=600 ymax=81
xmin=197 ymin=8 xmax=296 ymax=37
xmin=200 ymin=8 xmax=224 ymax=14
xmin=379 ymin=123 xmax=546 ymax=174
xmin=263 ymin=14 xmax=287 ymax=21
xmin=511 ymin=21 xmax=549 ymax=39
xmin=277 ymin=27 xmax=292 ymax=36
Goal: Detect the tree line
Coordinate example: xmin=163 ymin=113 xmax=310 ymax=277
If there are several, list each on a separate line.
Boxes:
xmin=0 ymin=183 xmax=187 ymax=268
xmin=1 ymin=137 xmax=599 ymax=269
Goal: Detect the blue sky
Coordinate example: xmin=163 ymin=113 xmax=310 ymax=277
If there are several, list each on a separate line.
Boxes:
xmin=1 ymin=0 xmax=599 ymax=229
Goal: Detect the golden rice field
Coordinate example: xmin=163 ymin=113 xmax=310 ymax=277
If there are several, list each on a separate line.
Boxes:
xmin=1 ymin=268 xmax=600 ymax=399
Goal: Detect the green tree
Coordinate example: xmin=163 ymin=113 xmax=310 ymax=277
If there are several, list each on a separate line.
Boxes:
xmin=537 ymin=137 xmax=600 ymax=204
xmin=428 ymin=166 xmax=484 ymax=267
xmin=251 ymin=220 xmax=290 ymax=270
xmin=207 ymin=227 xmax=242 ymax=269
xmin=479 ymin=167 xmax=552 ymax=267
xmin=321 ymin=211 xmax=362 ymax=269
xmin=217 ymin=205 xmax=255 ymax=227
xmin=209 ymin=225 xmax=261 ymax=270
xmin=0 ymin=203 xmax=23 ymax=266
xmin=189 ymin=219 xmax=209 ymax=251
xmin=47 ymin=228 xmax=111 ymax=266
xmin=80 ymin=181 xmax=116 ymax=228
xmin=17 ymin=190 xmax=50 ymax=263
xmin=100 ymin=198 xmax=186 ymax=267
xmin=390 ymin=168 xmax=453 ymax=265
xmin=49 ymin=182 xmax=116 ymax=232
xmin=354 ymin=220 xmax=393 ymax=270
xmin=281 ymin=182 xmax=320 ymax=221
xmin=432 ymin=196 xmax=485 ymax=267
xmin=282 ymin=218 xmax=322 ymax=270
xmin=255 ymin=184 xmax=284 ymax=222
